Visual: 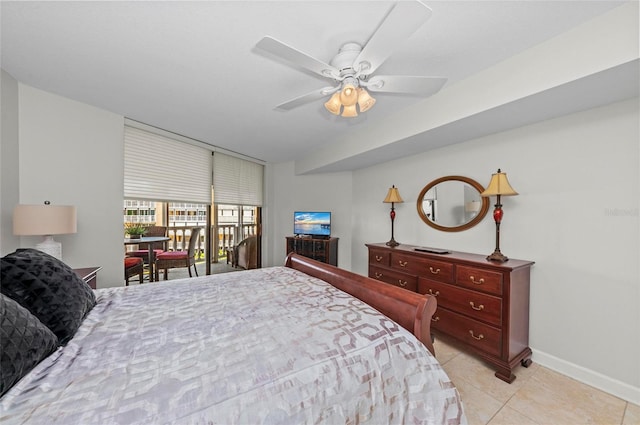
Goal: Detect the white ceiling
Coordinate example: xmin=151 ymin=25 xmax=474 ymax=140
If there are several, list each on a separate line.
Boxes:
xmin=0 ymin=0 xmax=633 ymax=169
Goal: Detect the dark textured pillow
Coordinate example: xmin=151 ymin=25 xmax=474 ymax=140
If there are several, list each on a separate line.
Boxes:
xmin=0 ymin=293 xmax=59 ymax=396
xmin=0 ymin=249 xmax=96 ymax=344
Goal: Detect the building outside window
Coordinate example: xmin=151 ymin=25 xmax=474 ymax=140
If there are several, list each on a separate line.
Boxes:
xmin=124 ymin=200 xmax=259 ymax=264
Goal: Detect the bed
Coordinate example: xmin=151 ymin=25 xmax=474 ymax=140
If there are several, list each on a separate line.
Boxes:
xmin=1 ymin=249 xmax=466 ymax=424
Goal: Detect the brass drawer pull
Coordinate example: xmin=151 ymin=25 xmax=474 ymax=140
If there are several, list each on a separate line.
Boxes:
xmin=431 ymin=316 xmax=440 ymax=322
xmin=374 ymin=272 xmax=383 ymax=279
xmin=469 ymin=302 xmax=484 ymax=311
xmin=469 ymin=330 xmax=484 ymax=340
xmin=428 ymin=289 xmax=439 ymax=297
xmin=429 ymin=267 xmax=440 ymax=274
xmin=375 ymin=255 xmax=383 ymax=262
xmin=470 ymin=276 xmax=485 ymax=285
xmin=398 ymin=280 xmax=407 ymax=287
xmin=398 ymin=260 xmax=408 ymax=267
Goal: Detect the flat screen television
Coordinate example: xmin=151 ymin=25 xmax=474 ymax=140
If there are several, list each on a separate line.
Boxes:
xmin=294 ymin=211 xmax=331 ymax=237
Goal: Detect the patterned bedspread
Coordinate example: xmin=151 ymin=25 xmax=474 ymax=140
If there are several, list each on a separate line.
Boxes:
xmin=1 ymin=266 xmax=466 ymax=424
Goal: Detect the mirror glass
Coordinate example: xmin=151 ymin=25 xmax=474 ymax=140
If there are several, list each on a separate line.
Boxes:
xmin=416 ymin=176 xmax=490 ymax=232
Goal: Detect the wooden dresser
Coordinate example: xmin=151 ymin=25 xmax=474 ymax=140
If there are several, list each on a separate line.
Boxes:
xmin=366 ymin=243 xmax=534 ymax=383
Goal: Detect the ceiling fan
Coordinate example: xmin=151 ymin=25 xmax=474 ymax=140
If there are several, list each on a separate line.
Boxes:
xmin=255 ymin=0 xmax=447 ymax=118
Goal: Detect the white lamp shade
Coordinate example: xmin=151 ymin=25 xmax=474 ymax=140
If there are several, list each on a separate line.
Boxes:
xmin=13 ymin=204 xmax=77 ymax=236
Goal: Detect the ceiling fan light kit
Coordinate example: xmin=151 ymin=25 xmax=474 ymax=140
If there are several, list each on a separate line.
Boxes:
xmin=256 ymin=0 xmax=447 ymax=118
xmin=324 ymin=83 xmax=377 ymax=117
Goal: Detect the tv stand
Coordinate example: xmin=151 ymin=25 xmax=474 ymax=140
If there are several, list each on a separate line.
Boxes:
xmin=286 ymin=236 xmax=338 ymax=266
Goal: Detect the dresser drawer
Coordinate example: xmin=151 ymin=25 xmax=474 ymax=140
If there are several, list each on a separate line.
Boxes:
xmin=369 ymin=265 xmax=417 ymax=292
xmin=432 ymin=308 xmax=502 ymax=357
xmin=391 ymin=252 xmax=454 ymax=283
xmin=418 ymin=279 xmax=502 ymax=327
xmin=456 ymin=265 xmax=503 ymax=295
xmin=369 ymin=249 xmax=391 ymax=267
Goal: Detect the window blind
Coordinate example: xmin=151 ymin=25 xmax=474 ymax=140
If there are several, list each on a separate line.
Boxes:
xmin=213 ymin=152 xmax=263 ymax=206
xmin=124 ymin=126 xmax=212 ymax=204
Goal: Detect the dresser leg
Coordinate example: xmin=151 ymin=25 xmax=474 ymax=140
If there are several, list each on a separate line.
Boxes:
xmin=495 ymin=368 xmax=516 ymax=383
xmin=495 ymin=355 xmax=532 ymax=382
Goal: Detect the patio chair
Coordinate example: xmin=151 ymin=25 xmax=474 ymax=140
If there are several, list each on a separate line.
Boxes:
xmin=155 ymin=227 xmax=201 ymax=280
xmin=233 ymin=235 xmax=258 ymax=270
xmin=124 ymin=257 xmax=144 ymax=285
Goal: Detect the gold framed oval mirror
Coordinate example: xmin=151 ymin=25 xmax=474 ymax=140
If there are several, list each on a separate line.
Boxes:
xmin=417 ymin=175 xmax=490 ymax=232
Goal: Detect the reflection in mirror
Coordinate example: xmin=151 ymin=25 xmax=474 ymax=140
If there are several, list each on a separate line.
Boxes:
xmin=417 ymin=176 xmax=490 ymax=232
xmin=422 ymin=181 xmax=481 ymax=226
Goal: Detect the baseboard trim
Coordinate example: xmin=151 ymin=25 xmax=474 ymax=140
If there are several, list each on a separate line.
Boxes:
xmin=532 ymin=349 xmax=640 ymax=405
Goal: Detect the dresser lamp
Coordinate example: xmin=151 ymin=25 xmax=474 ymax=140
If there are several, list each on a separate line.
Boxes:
xmin=481 ymin=169 xmax=518 ymax=262
xmin=383 ymin=185 xmax=403 ymax=247
xmin=13 ymin=202 xmax=77 ymax=260
xmin=465 ymin=200 xmax=482 ymax=218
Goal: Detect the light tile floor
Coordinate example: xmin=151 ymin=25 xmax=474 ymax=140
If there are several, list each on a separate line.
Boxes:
xmin=159 ymin=260 xmax=237 ymax=280
xmin=136 ymin=260 xmax=237 ymax=283
xmin=434 ymin=338 xmax=640 ymax=425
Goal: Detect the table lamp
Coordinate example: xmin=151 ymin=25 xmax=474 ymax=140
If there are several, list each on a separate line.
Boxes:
xmin=13 ymin=201 xmax=77 ymax=260
xmin=383 ymin=185 xmax=403 ymax=247
xmin=465 ymin=200 xmax=482 ymax=217
xmin=481 ymin=169 xmax=518 ymax=262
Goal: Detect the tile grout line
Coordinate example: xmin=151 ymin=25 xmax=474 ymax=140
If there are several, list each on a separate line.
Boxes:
xmin=488 ymin=366 xmax=543 ymax=425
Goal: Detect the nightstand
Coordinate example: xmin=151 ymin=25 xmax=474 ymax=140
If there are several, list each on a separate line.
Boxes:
xmin=73 ymin=267 xmax=102 ymax=289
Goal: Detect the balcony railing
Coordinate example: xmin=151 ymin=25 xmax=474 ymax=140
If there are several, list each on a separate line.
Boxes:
xmin=167 ymin=226 xmax=203 ymax=253
xmin=212 ymin=224 xmax=257 ymax=262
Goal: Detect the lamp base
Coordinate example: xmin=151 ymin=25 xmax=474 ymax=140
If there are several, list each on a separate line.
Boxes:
xmin=386 ymin=238 xmax=400 ymax=248
xmin=486 ymin=250 xmax=508 ymax=262
xmin=36 ymin=235 xmax=63 ymax=260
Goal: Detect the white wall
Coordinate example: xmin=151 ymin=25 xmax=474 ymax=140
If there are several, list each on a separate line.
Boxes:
xmin=0 ymin=70 xmax=20 ymax=255
xmin=17 ymin=85 xmax=125 ymax=287
xmin=265 ymin=161 xmax=353 ymax=268
xmin=351 ymin=98 xmax=639 ymax=403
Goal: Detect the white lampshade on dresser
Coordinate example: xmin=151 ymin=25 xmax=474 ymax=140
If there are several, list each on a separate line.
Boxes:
xmin=13 ymin=202 xmax=77 ymax=260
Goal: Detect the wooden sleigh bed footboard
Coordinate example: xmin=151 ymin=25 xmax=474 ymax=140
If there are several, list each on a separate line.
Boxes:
xmin=285 ymin=253 xmax=438 ymax=355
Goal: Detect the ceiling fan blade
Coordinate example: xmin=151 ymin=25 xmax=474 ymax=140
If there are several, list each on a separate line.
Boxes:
xmin=365 ymin=75 xmax=447 ymax=96
xmin=256 ymin=36 xmax=340 ymax=79
xmin=355 ymin=1 xmax=432 ymax=75
xmin=275 ymin=86 xmax=339 ymax=111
